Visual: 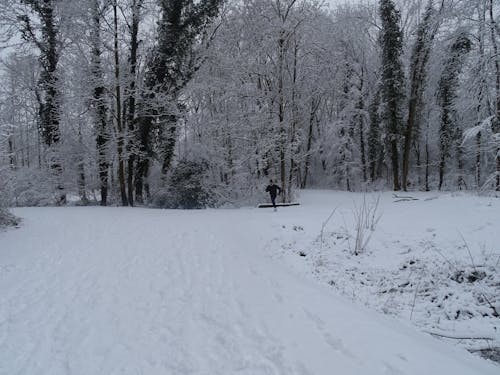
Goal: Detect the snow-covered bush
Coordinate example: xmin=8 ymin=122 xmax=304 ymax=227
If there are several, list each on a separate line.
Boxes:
xmin=463 ymin=116 xmax=500 ymax=192
xmin=0 ymin=207 xmax=18 ymax=227
xmin=0 ymin=166 xmax=13 ymax=207
xmin=152 ymin=159 xmax=214 ymax=209
xmin=11 ymin=167 xmax=56 ymax=206
xmin=0 ymin=167 xmax=18 ymax=227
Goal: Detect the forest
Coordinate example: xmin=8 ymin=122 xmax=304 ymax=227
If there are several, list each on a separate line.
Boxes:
xmin=0 ymin=0 xmax=499 ymax=210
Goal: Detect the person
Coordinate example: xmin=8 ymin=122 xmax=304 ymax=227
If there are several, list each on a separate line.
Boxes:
xmin=265 ymin=179 xmax=282 ymax=211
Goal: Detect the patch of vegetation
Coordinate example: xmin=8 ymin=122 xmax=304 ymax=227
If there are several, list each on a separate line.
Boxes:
xmin=0 ymin=207 xmax=20 ymax=228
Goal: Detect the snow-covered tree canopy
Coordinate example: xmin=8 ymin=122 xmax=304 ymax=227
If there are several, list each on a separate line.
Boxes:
xmin=1 ymin=0 xmax=499 ymax=207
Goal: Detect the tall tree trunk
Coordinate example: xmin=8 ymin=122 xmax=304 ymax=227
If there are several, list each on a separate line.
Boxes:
xmin=489 ymin=0 xmax=500 ymax=190
xmin=456 ymin=130 xmax=465 ymax=189
xmin=358 ymin=68 xmax=367 ymax=183
xmin=437 ymin=33 xmax=471 ymax=190
xmin=368 ymin=89 xmax=381 ymax=182
xmin=288 ymin=38 xmax=299 ymax=198
xmin=278 ymin=33 xmax=287 ymax=202
xmin=126 ymin=0 xmax=142 ymax=206
xmin=475 ymin=1 xmax=486 ymax=190
xmin=302 ymin=97 xmax=320 ymax=188
xmin=91 ymin=0 xmax=109 ymax=206
xmin=425 ymin=131 xmax=430 ymax=191
xmin=402 ymin=2 xmax=437 ymax=191
xmin=379 ymin=0 xmax=405 ymax=191
xmin=476 ymin=132 xmax=481 ymax=188
xmin=390 ymin=138 xmax=400 ymax=191
xmin=8 ymin=135 xmax=15 ymax=169
xmin=77 ymin=127 xmax=88 ymax=204
xmin=114 ymin=1 xmax=128 ymax=206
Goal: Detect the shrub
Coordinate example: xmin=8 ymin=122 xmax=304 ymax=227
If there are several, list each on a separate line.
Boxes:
xmin=11 ymin=168 xmax=55 ymax=206
xmin=0 ymin=167 xmax=19 ymax=227
xmin=0 ymin=207 xmax=19 ymax=227
xmin=152 ymin=159 xmax=213 ymax=209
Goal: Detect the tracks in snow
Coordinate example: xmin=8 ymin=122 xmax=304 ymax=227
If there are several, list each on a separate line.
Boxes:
xmin=0 ymin=207 xmax=498 ymax=375
xmin=0 ymin=209 xmax=293 ymax=374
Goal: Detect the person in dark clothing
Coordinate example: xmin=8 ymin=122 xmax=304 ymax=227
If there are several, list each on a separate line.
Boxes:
xmin=265 ymin=179 xmax=282 ymax=210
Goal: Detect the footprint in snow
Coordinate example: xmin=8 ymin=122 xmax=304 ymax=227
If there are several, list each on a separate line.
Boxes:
xmin=323 ymin=333 xmax=356 ymax=359
xmin=303 ymin=309 xmax=325 ymax=330
xmin=382 ymin=361 xmax=404 ymax=375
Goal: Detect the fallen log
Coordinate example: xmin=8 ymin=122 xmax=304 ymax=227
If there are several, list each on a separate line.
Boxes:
xmin=257 ymin=202 xmax=300 ymax=208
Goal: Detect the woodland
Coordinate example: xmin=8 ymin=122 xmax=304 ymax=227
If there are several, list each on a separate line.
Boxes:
xmin=0 ymin=0 xmax=499 ymax=211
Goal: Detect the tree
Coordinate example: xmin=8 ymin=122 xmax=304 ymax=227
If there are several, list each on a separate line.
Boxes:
xmin=3 ymin=0 xmax=500 ymax=206
xmin=488 ymin=0 xmax=500 ymax=190
xmin=112 ymin=0 xmax=128 ymax=206
xmin=88 ymin=0 xmax=110 ymax=206
xmin=378 ymin=0 xmax=405 ymax=191
xmin=437 ymin=32 xmax=471 ymax=190
xmin=402 ymin=1 xmax=439 ymax=191
xmin=125 ymin=0 xmax=144 ymax=206
xmin=18 ymin=0 xmax=65 ymax=201
xmin=368 ymin=87 xmax=383 ymax=182
xmin=134 ymin=0 xmax=223 ymax=204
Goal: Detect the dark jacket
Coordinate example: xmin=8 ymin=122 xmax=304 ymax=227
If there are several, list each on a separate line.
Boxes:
xmin=265 ymin=184 xmax=281 ymax=197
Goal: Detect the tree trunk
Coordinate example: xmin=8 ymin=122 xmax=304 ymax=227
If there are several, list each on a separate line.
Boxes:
xmin=302 ymin=97 xmax=320 ymax=188
xmin=91 ymin=0 xmax=109 ymax=206
xmin=278 ymin=33 xmax=287 ymax=202
xmin=19 ymin=0 xmax=64 ymax=202
xmin=489 ymin=0 xmax=500 ymax=190
xmin=402 ymin=3 xmax=437 ymax=191
xmin=368 ymin=89 xmax=381 ymax=182
xmin=456 ymin=131 xmax=466 ymax=190
xmin=391 ymin=138 xmax=401 ymax=191
xmin=425 ymin=130 xmax=430 ymax=191
xmin=8 ymin=135 xmax=15 ymax=169
xmin=476 ymin=132 xmax=481 ymax=188
xmin=135 ymin=157 xmax=145 ymax=205
xmin=114 ymin=1 xmax=128 ymax=206
xmin=77 ymin=127 xmax=88 ymax=204
xmin=287 ymin=38 xmax=299 ymax=199
xmin=358 ymin=69 xmax=367 ymax=183
xmin=126 ymin=0 xmax=141 ymax=206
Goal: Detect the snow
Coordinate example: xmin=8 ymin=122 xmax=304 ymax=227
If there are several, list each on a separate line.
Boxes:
xmin=0 ymin=190 xmax=499 ymax=374
xmin=268 ymin=190 xmax=500 ymax=361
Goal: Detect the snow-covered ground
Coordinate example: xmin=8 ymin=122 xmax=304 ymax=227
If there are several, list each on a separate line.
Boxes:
xmin=0 ymin=191 xmax=498 ymax=374
xmin=269 ymin=191 xmax=500 ymax=363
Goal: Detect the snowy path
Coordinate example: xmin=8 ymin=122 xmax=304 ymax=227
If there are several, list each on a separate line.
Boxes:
xmin=0 ymin=205 xmax=498 ymax=374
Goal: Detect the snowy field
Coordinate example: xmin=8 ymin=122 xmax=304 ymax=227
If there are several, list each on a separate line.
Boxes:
xmin=0 ymin=190 xmax=499 ymax=374
xmin=267 ymin=191 xmax=500 ymax=363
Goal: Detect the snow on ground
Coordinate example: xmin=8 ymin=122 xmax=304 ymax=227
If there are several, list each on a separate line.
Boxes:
xmin=267 ymin=190 xmax=500 ymax=363
xmin=0 ymin=191 xmax=498 ymax=374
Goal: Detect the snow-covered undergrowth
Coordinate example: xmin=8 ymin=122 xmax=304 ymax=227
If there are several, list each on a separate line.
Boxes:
xmin=0 ymin=207 xmax=19 ymax=228
xmin=269 ymin=191 xmax=500 ymax=363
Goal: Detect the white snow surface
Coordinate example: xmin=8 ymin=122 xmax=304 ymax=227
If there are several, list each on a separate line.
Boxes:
xmin=0 ymin=190 xmax=498 ymax=374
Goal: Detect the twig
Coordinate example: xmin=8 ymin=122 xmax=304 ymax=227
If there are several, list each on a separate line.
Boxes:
xmin=320 ymin=206 xmax=338 ymax=249
xmin=341 ymin=213 xmax=352 ymax=254
xmin=410 ymin=281 xmax=420 ymax=321
xmin=370 ymin=194 xmax=382 ymax=231
xmin=481 ymin=294 xmax=500 ymax=318
xmin=458 ymin=231 xmax=478 ymax=272
xmin=393 ymin=193 xmax=419 ymax=200
xmin=427 ymin=243 xmax=458 ymax=271
xmin=425 ymin=331 xmax=494 ymax=340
